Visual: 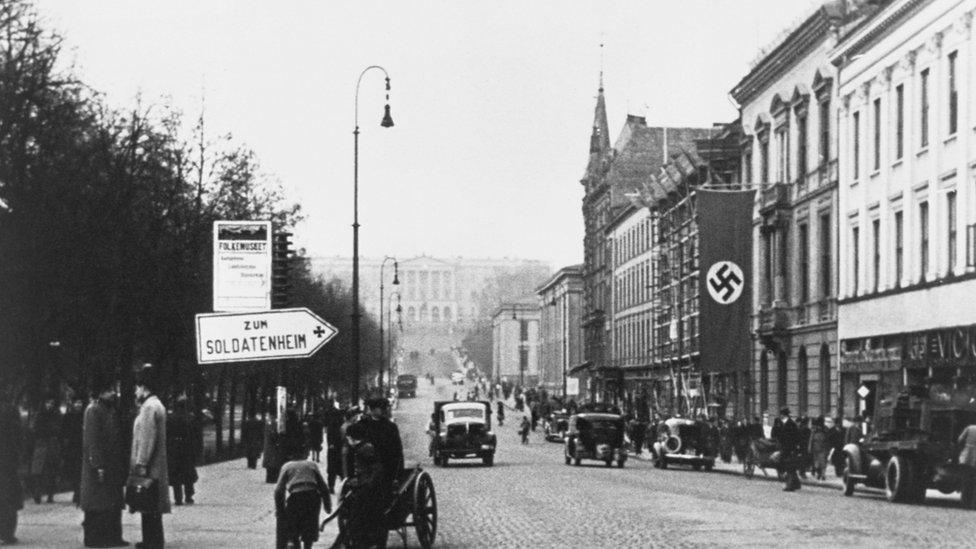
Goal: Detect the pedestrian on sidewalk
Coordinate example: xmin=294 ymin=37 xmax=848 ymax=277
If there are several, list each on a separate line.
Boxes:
xmin=495 ymin=401 xmax=505 ymax=427
xmin=62 ymin=396 xmax=85 ymax=506
xmin=519 ymin=416 xmax=530 ymax=444
xmin=530 ymin=401 xmax=539 ymax=432
xmin=826 ymin=417 xmax=846 ymax=477
xmin=274 ymin=445 xmax=331 ymax=549
xmin=305 ymin=413 xmax=324 ymax=463
xmin=81 ymin=376 xmax=128 ymax=548
xmin=29 ymin=396 xmax=62 ymax=504
xmin=809 ymin=416 xmax=828 ymax=481
xmin=166 ymin=396 xmax=198 ymax=506
xmin=322 ymin=401 xmax=344 ymax=491
xmin=264 ymin=413 xmax=282 ymax=484
xmin=772 ymin=408 xmax=800 ymax=492
xmin=242 ymin=412 xmax=263 ymax=470
xmin=130 ymin=367 xmax=170 ymax=549
xmin=0 ymin=391 xmax=24 ymax=546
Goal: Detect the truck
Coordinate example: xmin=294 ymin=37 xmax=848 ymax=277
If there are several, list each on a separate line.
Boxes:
xmin=842 ymin=386 xmax=976 ymax=508
xmin=430 ymin=400 xmax=496 ymax=467
xmin=396 ymin=374 xmax=418 ymax=398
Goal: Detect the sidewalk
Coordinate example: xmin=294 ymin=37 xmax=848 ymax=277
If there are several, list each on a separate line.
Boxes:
xmin=15 ymin=459 xmax=338 ymax=548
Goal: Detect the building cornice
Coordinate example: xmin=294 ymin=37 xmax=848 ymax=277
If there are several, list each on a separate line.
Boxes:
xmin=830 ymin=0 xmax=933 ymax=67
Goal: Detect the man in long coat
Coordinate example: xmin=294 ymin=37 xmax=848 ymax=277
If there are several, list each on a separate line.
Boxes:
xmin=81 ymin=378 xmax=128 ymax=548
xmin=131 ymin=369 xmax=170 ymax=549
xmin=166 ymin=397 xmax=198 ymax=506
xmin=241 ymin=412 xmax=264 ymax=470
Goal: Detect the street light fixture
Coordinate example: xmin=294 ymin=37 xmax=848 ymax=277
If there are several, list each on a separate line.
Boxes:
xmin=386 ymin=291 xmax=403 ymax=391
xmin=379 ymin=256 xmax=399 ymax=392
xmin=351 ymin=65 xmax=394 ymax=405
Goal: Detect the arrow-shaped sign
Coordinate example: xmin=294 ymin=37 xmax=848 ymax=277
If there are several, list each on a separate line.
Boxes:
xmin=195 ymin=308 xmax=338 ymax=365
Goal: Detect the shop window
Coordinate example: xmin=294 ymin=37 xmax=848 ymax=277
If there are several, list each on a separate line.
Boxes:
xmin=798 ymin=346 xmax=808 ymax=416
xmin=820 ymin=344 xmax=831 ymax=416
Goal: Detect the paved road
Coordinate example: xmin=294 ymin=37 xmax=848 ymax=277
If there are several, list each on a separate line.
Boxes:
xmin=400 ymin=379 xmax=976 ymax=548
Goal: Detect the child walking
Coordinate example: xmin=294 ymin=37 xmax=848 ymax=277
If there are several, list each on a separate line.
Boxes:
xmin=274 ymin=445 xmax=332 ymax=549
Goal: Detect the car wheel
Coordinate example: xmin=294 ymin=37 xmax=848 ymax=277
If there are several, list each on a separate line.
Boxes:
xmin=605 ymin=459 xmax=613 ymax=467
xmin=574 ymin=455 xmax=581 ymax=466
xmin=843 ymin=454 xmax=856 ymax=496
xmin=483 ymin=454 xmax=494 ymax=467
xmin=692 ymin=463 xmax=702 ymax=471
xmin=885 ymin=455 xmax=914 ymax=503
xmin=704 ymin=462 xmax=714 ymax=472
xmin=617 ymin=459 xmax=625 ymax=468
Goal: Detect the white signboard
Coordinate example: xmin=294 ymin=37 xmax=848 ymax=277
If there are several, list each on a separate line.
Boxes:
xmin=213 ymin=220 xmax=272 ymax=312
xmin=195 ymin=308 xmax=338 ymax=364
xmin=565 ymin=377 xmax=580 ymax=396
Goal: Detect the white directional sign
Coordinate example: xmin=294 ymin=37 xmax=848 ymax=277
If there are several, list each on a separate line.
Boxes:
xmin=195 ymin=308 xmax=338 ymax=364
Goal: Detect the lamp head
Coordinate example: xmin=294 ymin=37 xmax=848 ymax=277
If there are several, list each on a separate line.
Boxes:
xmin=392 ymin=261 xmax=400 ymax=285
xmin=381 ymin=104 xmax=394 ymax=128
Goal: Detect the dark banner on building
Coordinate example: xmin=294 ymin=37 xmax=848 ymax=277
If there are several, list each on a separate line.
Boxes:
xmin=698 ymin=188 xmax=755 ymax=374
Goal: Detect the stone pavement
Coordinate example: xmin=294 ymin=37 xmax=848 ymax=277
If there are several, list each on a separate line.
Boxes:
xmin=15 ymin=458 xmax=339 ymax=548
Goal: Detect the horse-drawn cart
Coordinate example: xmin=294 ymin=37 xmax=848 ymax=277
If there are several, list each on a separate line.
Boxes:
xmin=322 ymin=464 xmax=437 ymax=548
xmin=742 ymin=438 xmax=810 ymax=479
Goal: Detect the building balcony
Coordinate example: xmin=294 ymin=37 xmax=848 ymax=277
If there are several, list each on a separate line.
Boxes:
xmin=816 ymin=297 xmax=837 ymax=322
xmin=756 ymin=303 xmax=791 ymax=334
xmin=759 ymin=182 xmax=790 ymax=214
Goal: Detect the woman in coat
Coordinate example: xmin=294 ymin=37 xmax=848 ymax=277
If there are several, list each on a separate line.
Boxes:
xmin=30 ymin=397 xmax=62 ymax=503
xmin=81 ymin=379 xmax=128 ymax=547
xmin=166 ymin=398 xmax=198 ymax=505
xmin=131 ymin=370 xmax=170 ymax=549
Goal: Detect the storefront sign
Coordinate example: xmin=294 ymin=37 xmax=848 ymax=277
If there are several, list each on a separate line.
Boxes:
xmin=842 ymin=323 xmax=976 ymax=373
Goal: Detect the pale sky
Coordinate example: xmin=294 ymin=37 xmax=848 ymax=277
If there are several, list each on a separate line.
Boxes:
xmin=35 ymin=0 xmax=822 ymax=269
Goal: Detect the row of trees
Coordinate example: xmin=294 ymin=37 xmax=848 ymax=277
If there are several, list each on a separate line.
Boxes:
xmin=0 ymin=0 xmax=386 ymax=438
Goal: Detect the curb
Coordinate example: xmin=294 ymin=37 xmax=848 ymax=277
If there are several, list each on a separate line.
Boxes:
xmin=627 ymin=451 xmax=845 ymax=491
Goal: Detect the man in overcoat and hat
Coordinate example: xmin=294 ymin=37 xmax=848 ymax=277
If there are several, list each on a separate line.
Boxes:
xmin=130 ymin=366 xmax=170 ymax=548
xmin=80 ymin=375 xmax=128 ymax=548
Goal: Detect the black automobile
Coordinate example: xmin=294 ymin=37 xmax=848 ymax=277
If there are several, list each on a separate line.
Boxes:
xmin=651 ymin=417 xmax=717 ymax=471
xmin=430 ymin=400 xmax=496 ymax=467
xmin=545 ymin=412 xmax=570 ymax=443
xmin=564 ymin=413 xmax=627 ymax=467
xmin=396 ymin=374 xmax=418 ymax=398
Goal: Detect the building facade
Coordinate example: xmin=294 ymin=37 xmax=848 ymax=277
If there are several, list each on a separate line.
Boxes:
xmin=578 ymin=78 xmax=716 ymax=404
xmin=833 ymin=0 xmax=976 ymax=421
xmin=491 ymin=300 xmax=541 ymax=387
xmin=536 ymin=265 xmax=584 ymax=397
xmin=731 ymin=1 xmax=864 ymax=420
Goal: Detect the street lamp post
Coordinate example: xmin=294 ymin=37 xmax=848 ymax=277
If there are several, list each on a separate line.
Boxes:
xmin=351 ymin=65 xmax=394 ymax=405
xmin=387 ymin=291 xmax=403 ymax=391
xmin=379 ymin=256 xmax=399 ymax=392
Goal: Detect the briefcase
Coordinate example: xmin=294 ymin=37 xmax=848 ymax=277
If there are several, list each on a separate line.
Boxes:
xmin=125 ymin=475 xmax=158 ymax=513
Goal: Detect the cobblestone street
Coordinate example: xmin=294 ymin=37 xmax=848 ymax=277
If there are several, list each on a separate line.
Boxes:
xmin=401 ymin=380 xmax=976 ymax=548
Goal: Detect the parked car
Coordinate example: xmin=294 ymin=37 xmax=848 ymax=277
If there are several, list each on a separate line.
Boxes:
xmin=545 ymin=411 xmax=570 ymax=443
xmin=396 ymin=374 xmax=418 ymax=398
xmin=564 ymin=413 xmax=627 ymax=467
xmin=431 ymin=400 xmax=496 ymax=467
xmin=450 ymin=372 xmax=465 ymax=385
xmin=651 ymin=417 xmax=717 ymax=471
xmin=843 ymin=389 xmax=976 ymax=507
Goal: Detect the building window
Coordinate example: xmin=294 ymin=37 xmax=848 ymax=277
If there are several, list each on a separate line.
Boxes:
xmin=760 ymin=137 xmax=770 ymax=183
xmin=777 ymin=351 xmax=788 ymax=409
xmin=797 ymin=114 xmax=808 ymax=179
xmin=872 ymin=218 xmax=880 ymax=292
xmin=949 ymin=51 xmax=958 ymax=135
xmin=852 ymin=225 xmax=860 ymax=295
xmin=920 ymin=201 xmax=930 ymax=278
xmin=853 ymin=111 xmax=861 ymax=180
xmin=948 ymin=191 xmax=957 ymax=272
xmin=776 ymin=126 xmax=788 ymax=182
xmin=519 ymin=319 xmax=529 ymax=341
xmin=798 ymin=346 xmax=808 ymax=416
xmin=895 ymin=84 xmax=904 ymax=160
xmin=819 ymin=343 xmax=831 ymax=415
xmin=873 ymin=98 xmax=881 ymax=171
xmin=743 ymin=149 xmax=753 ymax=183
xmin=764 ymin=234 xmax=774 ymax=305
xmin=819 ymin=99 xmax=831 ymax=165
xmin=921 ymin=68 xmax=930 ymax=147
xmin=760 ymin=350 xmax=770 ymax=413
xmin=894 ymin=210 xmax=904 ymax=286
xmin=820 ymin=213 xmax=831 ymax=298
xmin=799 ymin=223 xmax=809 ymax=304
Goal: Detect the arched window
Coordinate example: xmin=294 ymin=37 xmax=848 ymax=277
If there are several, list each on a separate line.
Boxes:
xmin=797 ymin=346 xmax=808 ymax=416
xmin=408 ymin=306 xmax=416 ymax=321
xmin=431 ymin=307 xmax=440 ymax=322
xmin=760 ymin=350 xmax=770 ymax=414
xmin=777 ymin=350 xmax=788 ymax=410
xmin=442 ymin=307 xmax=452 ymax=322
xmin=820 ymin=343 xmax=831 ymax=416
xmin=420 ymin=305 xmax=428 ymax=322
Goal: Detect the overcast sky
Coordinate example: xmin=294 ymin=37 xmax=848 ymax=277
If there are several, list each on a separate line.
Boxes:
xmin=35 ymin=0 xmax=822 ymax=269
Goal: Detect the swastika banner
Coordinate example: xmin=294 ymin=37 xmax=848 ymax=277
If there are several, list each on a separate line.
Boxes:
xmin=698 ymin=188 xmax=755 ymax=374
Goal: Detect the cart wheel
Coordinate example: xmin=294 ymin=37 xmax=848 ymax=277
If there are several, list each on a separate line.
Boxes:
xmin=564 ymin=454 xmax=570 ymax=465
xmin=743 ymin=461 xmax=754 ymax=479
xmin=617 ymin=459 xmax=624 ymax=468
xmin=413 ymin=471 xmax=437 ymax=549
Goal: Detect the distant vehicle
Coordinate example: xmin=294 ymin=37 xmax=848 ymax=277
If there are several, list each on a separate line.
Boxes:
xmin=450 ymin=372 xmax=465 ymax=385
xmin=396 ymin=374 xmax=418 ymax=398
xmin=564 ymin=413 xmax=627 ymax=467
xmin=431 ymin=400 xmax=496 ymax=466
xmin=545 ymin=412 xmax=570 ymax=443
xmin=651 ymin=417 xmax=716 ymax=471
xmin=843 ymin=388 xmax=976 ymax=507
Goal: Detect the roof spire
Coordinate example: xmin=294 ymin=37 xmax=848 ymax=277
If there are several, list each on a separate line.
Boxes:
xmin=598 ymin=35 xmax=605 ymax=92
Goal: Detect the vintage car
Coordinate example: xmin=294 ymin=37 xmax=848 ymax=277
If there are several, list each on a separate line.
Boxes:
xmin=450 ymin=372 xmax=465 ymax=385
xmin=396 ymin=374 xmax=418 ymax=398
xmin=651 ymin=417 xmax=717 ymax=471
xmin=545 ymin=411 xmax=570 ymax=443
xmin=564 ymin=413 xmax=627 ymax=467
xmin=843 ymin=388 xmax=976 ymax=507
xmin=430 ymin=400 xmax=496 ymax=467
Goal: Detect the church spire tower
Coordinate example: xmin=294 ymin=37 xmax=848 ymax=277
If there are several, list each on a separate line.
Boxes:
xmin=587 ymin=41 xmax=611 ymax=173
